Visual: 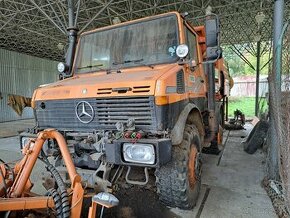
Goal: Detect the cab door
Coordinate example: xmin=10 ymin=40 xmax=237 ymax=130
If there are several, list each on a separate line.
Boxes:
xmin=184 ymin=25 xmax=207 ymax=105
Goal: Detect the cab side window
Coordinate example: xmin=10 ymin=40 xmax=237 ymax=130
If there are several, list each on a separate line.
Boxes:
xmin=185 ymin=27 xmax=198 ymax=61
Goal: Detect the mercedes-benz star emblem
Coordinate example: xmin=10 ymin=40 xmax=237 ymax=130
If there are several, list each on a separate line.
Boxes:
xmin=75 ymin=101 xmax=94 ymax=124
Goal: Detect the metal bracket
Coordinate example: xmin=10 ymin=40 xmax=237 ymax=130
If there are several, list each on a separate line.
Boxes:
xmin=125 ymin=166 xmax=149 ymax=186
xmin=94 ymin=162 xmax=112 ymax=192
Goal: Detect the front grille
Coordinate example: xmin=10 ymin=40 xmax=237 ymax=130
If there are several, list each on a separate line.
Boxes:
xmin=35 ymin=96 xmax=157 ymax=131
xmin=97 ymin=86 xmax=151 ymax=95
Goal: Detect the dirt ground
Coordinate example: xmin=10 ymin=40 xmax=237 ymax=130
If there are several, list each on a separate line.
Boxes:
xmin=99 ymin=187 xmax=179 ymax=218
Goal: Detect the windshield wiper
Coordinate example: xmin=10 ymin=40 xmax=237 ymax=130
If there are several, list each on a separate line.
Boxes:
xmin=112 ymin=58 xmax=143 ymax=65
xmin=112 ymin=58 xmax=154 ymax=69
xmin=77 ymin=64 xmax=104 ymax=70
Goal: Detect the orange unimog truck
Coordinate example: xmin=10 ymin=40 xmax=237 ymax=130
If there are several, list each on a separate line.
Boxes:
xmin=29 ymin=11 xmax=231 ymax=209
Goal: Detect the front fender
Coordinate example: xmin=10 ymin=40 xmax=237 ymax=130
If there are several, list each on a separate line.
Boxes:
xmin=170 ymin=103 xmax=203 ymax=145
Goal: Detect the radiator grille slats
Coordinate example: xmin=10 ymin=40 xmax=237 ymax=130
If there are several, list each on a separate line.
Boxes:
xmin=96 ymin=97 xmax=154 ymax=127
xmin=35 ymin=97 xmax=156 ymax=131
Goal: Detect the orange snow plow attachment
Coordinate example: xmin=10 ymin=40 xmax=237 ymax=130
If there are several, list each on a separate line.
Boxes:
xmin=0 ymin=129 xmax=91 ymax=217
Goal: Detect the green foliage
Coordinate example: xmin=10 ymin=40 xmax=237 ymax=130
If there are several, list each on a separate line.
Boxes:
xmin=228 ymin=97 xmax=267 ymax=118
xmin=228 ymin=97 xmax=255 ymax=117
xmin=222 ymin=43 xmax=271 ymax=77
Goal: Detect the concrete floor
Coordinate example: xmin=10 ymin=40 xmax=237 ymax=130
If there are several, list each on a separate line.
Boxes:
xmin=0 ymin=119 xmax=35 ymax=138
xmin=0 ymin=121 xmax=277 ymax=218
xmin=170 ymin=124 xmax=276 ymax=218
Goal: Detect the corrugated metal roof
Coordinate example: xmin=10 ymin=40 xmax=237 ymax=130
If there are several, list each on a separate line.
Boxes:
xmin=1 ymin=0 xmax=289 ymax=60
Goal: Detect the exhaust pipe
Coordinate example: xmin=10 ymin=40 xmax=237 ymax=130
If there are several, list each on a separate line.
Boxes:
xmin=64 ymin=0 xmax=78 ymax=77
xmin=206 ymin=63 xmax=217 ymax=144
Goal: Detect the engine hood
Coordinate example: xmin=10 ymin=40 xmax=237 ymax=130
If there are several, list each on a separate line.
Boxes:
xmin=32 ymin=64 xmax=180 ymax=102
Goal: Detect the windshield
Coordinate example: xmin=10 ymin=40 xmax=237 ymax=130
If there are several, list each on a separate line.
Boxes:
xmin=75 ymin=14 xmax=179 ymax=73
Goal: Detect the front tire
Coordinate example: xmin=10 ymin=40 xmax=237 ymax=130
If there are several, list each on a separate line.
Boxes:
xmin=155 ymin=124 xmax=202 ymax=209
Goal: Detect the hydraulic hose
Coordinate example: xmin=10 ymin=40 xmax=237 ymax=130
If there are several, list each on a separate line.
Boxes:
xmin=8 ymin=129 xmax=83 ymax=217
xmin=46 ymin=163 xmax=70 ymax=218
xmin=47 ymin=188 xmax=63 ymax=218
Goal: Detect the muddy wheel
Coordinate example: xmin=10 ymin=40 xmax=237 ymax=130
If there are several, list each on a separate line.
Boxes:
xmin=155 ymin=124 xmax=202 ymax=209
xmin=216 ymin=107 xmax=224 ymax=145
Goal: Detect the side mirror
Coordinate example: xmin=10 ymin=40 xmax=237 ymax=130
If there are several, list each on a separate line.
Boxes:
xmin=205 ymin=15 xmax=221 ymax=60
xmin=205 ymin=18 xmax=219 ymax=48
xmin=206 ymin=46 xmax=222 ymax=61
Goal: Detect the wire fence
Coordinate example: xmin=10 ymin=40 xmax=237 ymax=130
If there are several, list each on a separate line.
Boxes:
xmin=279 ymin=20 xmax=290 ymax=215
xmin=265 ymin=20 xmax=290 ymax=217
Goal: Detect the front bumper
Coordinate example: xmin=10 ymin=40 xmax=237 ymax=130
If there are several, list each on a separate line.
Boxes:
xmin=105 ymin=138 xmax=172 ymax=167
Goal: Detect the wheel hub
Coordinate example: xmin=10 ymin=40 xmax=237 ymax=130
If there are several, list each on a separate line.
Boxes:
xmin=188 ymin=146 xmax=201 ymax=189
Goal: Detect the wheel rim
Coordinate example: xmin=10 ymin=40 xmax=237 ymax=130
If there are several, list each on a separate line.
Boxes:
xmin=188 ymin=145 xmax=200 ymax=189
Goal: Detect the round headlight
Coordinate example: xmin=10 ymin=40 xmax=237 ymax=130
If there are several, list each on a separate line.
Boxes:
xmin=176 ymin=44 xmax=189 ymax=58
xmin=57 ymin=62 xmax=66 ymax=73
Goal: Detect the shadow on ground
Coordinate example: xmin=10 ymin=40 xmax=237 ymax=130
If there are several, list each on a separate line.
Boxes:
xmin=81 ymin=187 xmax=180 ymax=218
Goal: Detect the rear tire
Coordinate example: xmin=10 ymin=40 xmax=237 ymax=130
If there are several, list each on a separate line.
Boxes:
xmin=243 ymin=120 xmax=269 ymax=154
xmin=219 ymin=106 xmax=225 ymax=128
xmin=155 ymin=124 xmax=202 ymax=209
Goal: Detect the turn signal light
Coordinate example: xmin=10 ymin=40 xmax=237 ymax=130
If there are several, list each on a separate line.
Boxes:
xmin=155 ymin=96 xmax=168 ymax=105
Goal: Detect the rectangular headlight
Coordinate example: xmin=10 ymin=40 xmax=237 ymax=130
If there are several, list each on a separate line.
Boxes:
xmin=123 ymin=143 xmax=155 ymax=164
